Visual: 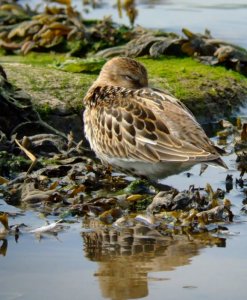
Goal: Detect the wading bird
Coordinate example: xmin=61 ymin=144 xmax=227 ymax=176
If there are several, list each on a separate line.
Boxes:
xmin=83 ymin=57 xmax=227 ymax=180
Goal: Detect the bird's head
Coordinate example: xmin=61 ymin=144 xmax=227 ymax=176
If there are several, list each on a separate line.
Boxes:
xmin=96 ymin=57 xmax=148 ymax=89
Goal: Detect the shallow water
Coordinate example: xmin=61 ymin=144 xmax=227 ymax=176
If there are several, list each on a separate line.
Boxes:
xmin=82 ymin=0 xmax=247 ymax=49
xmin=1 ymin=140 xmax=247 ymax=300
xmin=1 ymin=1 xmax=247 ymax=299
xmin=22 ymin=0 xmax=247 ymax=49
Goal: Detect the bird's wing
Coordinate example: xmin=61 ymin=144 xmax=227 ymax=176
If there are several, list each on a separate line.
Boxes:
xmin=89 ymin=86 xmax=220 ymax=163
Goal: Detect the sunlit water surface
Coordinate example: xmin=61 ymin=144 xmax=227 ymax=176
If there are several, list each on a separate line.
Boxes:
xmin=1 ymin=134 xmax=247 ymax=300
xmin=1 ymin=1 xmax=247 ymax=300
xmin=21 ymin=0 xmax=247 ymax=49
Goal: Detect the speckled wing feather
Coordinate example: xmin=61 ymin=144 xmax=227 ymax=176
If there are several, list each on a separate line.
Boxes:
xmin=84 ymin=86 xmax=220 ymax=164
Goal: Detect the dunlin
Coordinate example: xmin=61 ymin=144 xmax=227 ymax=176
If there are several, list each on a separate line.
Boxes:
xmin=83 ymin=57 xmax=227 ymax=179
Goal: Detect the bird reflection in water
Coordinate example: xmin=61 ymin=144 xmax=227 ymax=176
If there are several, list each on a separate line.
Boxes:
xmin=81 ymin=219 xmax=225 ymax=299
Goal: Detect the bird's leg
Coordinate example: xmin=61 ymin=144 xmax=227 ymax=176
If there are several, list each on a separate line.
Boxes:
xmin=138 ymin=175 xmax=173 ymax=192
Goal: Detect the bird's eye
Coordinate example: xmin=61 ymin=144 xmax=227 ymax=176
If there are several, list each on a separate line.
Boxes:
xmin=124 ymin=75 xmax=133 ymax=81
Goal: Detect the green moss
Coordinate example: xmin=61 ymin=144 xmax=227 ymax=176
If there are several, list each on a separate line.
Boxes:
xmin=132 ymin=196 xmax=153 ymax=211
xmin=0 ymin=48 xmax=7 ymax=56
xmin=138 ymin=56 xmax=247 ymax=101
xmin=38 ymin=103 xmax=53 ymax=118
xmin=0 ymin=151 xmax=32 ymax=178
xmin=2 ymin=61 xmax=96 ymax=112
xmin=1 ymin=54 xmax=247 ymax=121
xmin=53 ymin=57 xmax=106 ymax=73
xmin=0 ymin=52 xmax=67 ymax=66
xmin=123 ymin=179 xmax=152 ymax=194
xmin=39 ymin=157 xmax=60 ymax=166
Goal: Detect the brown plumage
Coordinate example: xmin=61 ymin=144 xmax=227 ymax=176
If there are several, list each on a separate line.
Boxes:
xmin=83 ymin=57 xmax=227 ymax=179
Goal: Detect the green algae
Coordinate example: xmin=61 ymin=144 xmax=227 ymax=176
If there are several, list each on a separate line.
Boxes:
xmin=0 ymin=151 xmax=33 ymax=178
xmin=1 ymin=57 xmax=95 ymax=113
xmin=0 ymin=52 xmax=66 ymax=66
xmin=53 ymin=57 xmax=106 ymax=73
xmin=1 ymin=53 xmax=247 ymax=121
xmin=138 ymin=56 xmax=247 ymax=100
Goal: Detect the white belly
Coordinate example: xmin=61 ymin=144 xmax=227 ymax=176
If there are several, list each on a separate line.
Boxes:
xmin=105 ymin=157 xmax=194 ymax=180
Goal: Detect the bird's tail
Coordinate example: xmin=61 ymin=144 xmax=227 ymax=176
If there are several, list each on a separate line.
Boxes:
xmin=200 ymin=157 xmax=228 ymax=175
xmin=206 ymin=157 xmax=228 ymax=170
